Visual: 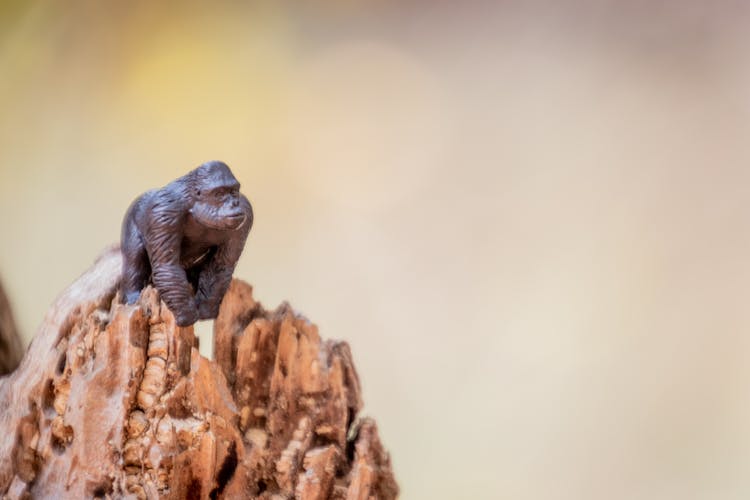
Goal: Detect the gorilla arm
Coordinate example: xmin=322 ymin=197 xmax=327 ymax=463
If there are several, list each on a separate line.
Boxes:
xmin=144 ymin=191 xmax=198 ymax=327
xmin=195 ymin=197 xmax=252 ymax=320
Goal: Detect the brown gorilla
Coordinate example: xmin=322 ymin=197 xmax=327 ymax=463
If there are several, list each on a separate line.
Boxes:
xmin=120 ymin=161 xmax=253 ymax=326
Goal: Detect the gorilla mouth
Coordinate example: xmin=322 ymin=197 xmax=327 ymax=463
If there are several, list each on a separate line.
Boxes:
xmin=215 ymin=213 xmax=247 ymax=230
xmin=190 ymin=205 xmax=248 ymax=231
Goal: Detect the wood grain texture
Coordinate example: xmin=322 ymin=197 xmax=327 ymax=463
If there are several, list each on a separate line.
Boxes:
xmin=0 ymin=249 xmax=397 ymax=499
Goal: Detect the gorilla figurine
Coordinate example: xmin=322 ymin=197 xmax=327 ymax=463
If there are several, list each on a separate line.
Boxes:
xmin=120 ymin=161 xmax=253 ymax=326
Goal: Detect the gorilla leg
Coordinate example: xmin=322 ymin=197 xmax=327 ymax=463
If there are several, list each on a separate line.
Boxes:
xmin=121 ymin=221 xmax=151 ymax=304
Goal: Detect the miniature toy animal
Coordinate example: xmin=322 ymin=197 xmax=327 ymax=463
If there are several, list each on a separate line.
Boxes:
xmin=120 ymin=161 xmax=252 ymax=326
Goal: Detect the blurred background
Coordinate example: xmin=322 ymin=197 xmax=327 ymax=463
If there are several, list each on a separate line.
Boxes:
xmin=2 ymin=1 xmax=750 ymax=498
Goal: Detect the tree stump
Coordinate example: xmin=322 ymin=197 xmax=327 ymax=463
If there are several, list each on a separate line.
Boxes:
xmin=0 ymin=248 xmax=398 ymax=499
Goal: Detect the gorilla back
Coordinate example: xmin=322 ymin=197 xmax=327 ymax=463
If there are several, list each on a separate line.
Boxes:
xmin=120 ymin=161 xmax=253 ymax=326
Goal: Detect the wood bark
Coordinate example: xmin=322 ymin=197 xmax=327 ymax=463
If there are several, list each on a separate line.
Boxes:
xmin=0 ymin=248 xmax=398 ymax=499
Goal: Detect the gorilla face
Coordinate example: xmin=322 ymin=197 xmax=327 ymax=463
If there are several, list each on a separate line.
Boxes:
xmin=190 ymin=163 xmax=248 ymax=231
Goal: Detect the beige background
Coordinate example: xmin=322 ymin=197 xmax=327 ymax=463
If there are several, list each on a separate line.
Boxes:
xmin=2 ymin=1 xmax=750 ymax=498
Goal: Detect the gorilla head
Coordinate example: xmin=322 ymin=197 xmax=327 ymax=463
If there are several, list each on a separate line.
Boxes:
xmin=189 ymin=161 xmax=249 ymax=231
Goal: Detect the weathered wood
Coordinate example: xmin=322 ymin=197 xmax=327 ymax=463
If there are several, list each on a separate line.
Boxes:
xmin=0 ymin=248 xmax=397 ymax=499
xmin=0 ymin=276 xmax=22 ymax=376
